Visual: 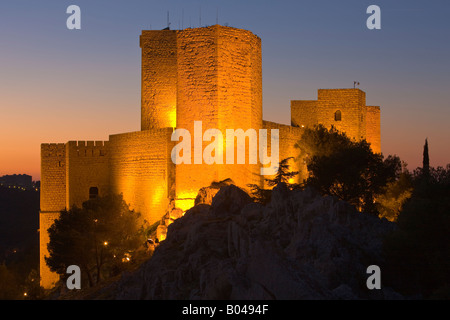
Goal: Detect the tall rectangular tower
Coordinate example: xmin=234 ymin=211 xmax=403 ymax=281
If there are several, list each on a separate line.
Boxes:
xmin=174 ymin=25 xmax=263 ymax=208
xmin=140 ymin=25 xmax=263 ymax=209
xmin=291 ymin=89 xmax=380 ymax=153
xmin=40 ymin=143 xmax=66 ymax=289
xmin=140 ymin=30 xmax=178 ymax=130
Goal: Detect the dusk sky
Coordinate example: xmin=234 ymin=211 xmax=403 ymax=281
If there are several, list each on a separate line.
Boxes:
xmin=1 ymin=0 xmax=449 ymax=180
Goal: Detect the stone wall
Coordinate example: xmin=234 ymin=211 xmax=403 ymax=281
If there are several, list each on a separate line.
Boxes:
xmin=109 ymin=129 xmax=175 ymax=225
xmin=366 ymin=106 xmax=381 ymax=154
xmin=174 ymin=25 xmax=263 ymax=208
xmin=291 ymin=89 xmax=380 ymax=153
xmin=40 ymin=143 xmax=67 ymax=289
xmin=262 ymin=121 xmax=305 ymax=186
xmin=290 ymin=100 xmax=318 ymax=128
xmin=65 ymin=141 xmax=110 ymax=209
xmin=316 ymin=89 xmax=366 ymax=141
xmin=40 ymin=143 xmax=66 ymax=212
xmin=140 ymin=30 xmax=178 ymax=130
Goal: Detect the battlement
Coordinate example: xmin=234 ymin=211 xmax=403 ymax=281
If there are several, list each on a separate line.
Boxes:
xmin=317 ymin=88 xmax=365 ymax=100
xmin=67 ymin=141 xmax=108 ymax=147
xmin=41 ymin=143 xmax=66 ymax=157
xmin=367 ymin=105 xmax=380 ymax=111
xmin=66 ymin=140 xmax=109 ymax=157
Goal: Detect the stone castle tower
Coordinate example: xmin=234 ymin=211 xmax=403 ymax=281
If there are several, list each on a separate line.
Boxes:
xmin=39 ymin=25 xmax=380 ymax=289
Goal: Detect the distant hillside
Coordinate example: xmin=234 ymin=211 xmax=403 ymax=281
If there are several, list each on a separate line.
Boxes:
xmin=0 ymin=185 xmax=39 ymax=266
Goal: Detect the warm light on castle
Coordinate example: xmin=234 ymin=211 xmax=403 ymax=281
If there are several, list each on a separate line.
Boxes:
xmin=39 ymin=25 xmax=380 ymax=289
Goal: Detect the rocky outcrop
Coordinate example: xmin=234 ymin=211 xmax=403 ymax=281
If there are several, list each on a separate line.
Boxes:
xmin=113 ymin=184 xmax=401 ymax=300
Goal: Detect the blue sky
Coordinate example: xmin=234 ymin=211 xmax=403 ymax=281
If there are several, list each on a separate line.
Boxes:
xmin=1 ymin=0 xmax=449 ymax=179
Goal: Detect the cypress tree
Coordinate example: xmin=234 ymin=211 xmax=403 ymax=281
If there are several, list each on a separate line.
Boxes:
xmin=423 ymin=138 xmax=430 ymax=176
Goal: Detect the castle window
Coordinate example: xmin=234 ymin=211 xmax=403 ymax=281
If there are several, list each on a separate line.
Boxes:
xmin=334 ymin=110 xmax=342 ymax=121
xmin=89 ymin=187 xmax=99 ymax=200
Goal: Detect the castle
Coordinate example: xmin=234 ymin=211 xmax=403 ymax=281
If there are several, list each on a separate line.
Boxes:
xmin=39 ymin=25 xmax=380 ymax=289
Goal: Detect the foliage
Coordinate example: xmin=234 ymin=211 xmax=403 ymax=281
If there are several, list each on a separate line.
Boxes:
xmin=376 ymin=169 xmax=413 ymax=222
xmin=248 ymin=157 xmax=299 ymax=204
xmin=423 ymin=138 xmax=430 ymax=177
xmin=383 ymin=165 xmax=450 ymax=298
xmin=46 ymin=194 xmax=146 ymax=287
xmin=296 ymin=125 xmax=401 ymax=214
xmin=264 ymin=157 xmax=299 ymax=188
xmin=0 ymin=263 xmax=21 ymax=299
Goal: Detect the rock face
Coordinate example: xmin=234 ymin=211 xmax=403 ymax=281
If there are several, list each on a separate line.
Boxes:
xmin=113 ymin=184 xmax=400 ymax=300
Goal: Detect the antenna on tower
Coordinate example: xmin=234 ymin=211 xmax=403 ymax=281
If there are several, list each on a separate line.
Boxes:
xmin=353 ymin=81 xmax=360 ymax=88
xmin=182 ymin=8 xmax=184 ymax=29
xmin=199 ymin=6 xmax=202 ymax=27
xmin=216 ymin=7 xmax=219 ymax=25
xmin=167 ymin=11 xmax=171 ymax=30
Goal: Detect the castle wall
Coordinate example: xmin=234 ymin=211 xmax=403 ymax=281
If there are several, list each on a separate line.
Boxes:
xmin=291 ymin=100 xmax=318 ymax=128
xmin=140 ymin=30 xmax=178 ymax=130
xmin=262 ymin=121 xmax=305 ymax=186
xmin=41 ymin=144 xmax=67 ymax=212
xmin=316 ymin=89 xmax=366 ymax=141
xmin=291 ymin=89 xmax=367 ymax=141
xmin=291 ymin=89 xmax=380 ymax=154
xmin=109 ymin=129 xmax=175 ymax=225
xmin=366 ymin=106 xmax=381 ymax=153
xmin=40 ymin=143 xmax=67 ymax=289
xmin=217 ymin=26 xmax=263 ymax=190
xmin=174 ymin=26 xmax=263 ymax=209
xmin=65 ymin=141 xmax=110 ymax=209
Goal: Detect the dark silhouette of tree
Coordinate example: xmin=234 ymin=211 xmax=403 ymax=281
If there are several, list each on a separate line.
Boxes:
xmin=423 ymin=138 xmax=430 ymax=177
xmin=265 ymin=157 xmax=299 ymax=188
xmin=383 ymin=164 xmax=450 ymax=298
xmin=296 ymin=125 xmax=401 ymax=214
xmin=247 ymin=183 xmax=272 ymax=205
xmin=46 ymin=194 xmax=145 ymax=287
xmin=248 ymin=157 xmax=299 ymax=204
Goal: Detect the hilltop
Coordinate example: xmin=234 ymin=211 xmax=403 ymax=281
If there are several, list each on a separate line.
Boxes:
xmin=71 ymin=183 xmax=402 ymax=300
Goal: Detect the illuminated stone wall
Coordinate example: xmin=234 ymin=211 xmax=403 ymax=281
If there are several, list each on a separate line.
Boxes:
xmin=366 ymin=106 xmax=381 ymax=154
xmin=174 ymin=25 xmax=263 ymax=209
xmin=140 ymin=30 xmax=178 ymax=130
xmin=291 ymin=88 xmax=381 ymax=153
xmin=40 ymin=143 xmax=66 ymax=289
xmin=65 ymin=141 xmax=110 ymax=209
xmin=262 ymin=121 xmax=306 ymax=186
xmin=109 ymin=129 xmax=175 ymax=225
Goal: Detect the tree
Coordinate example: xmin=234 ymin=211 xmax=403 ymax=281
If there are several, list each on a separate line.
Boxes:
xmin=0 ymin=263 xmax=21 ymax=299
xmin=46 ymin=194 xmax=145 ymax=287
xmin=264 ymin=157 xmax=299 ymax=188
xmin=248 ymin=157 xmax=299 ymax=204
xmin=376 ymin=168 xmax=413 ymax=222
xmin=383 ymin=164 xmax=450 ymax=298
xmin=423 ymin=138 xmax=430 ymax=177
xmin=296 ymin=125 xmax=401 ymax=214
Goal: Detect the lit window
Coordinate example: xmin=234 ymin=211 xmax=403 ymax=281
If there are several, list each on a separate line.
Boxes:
xmin=334 ymin=110 xmax=342 ymax=121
